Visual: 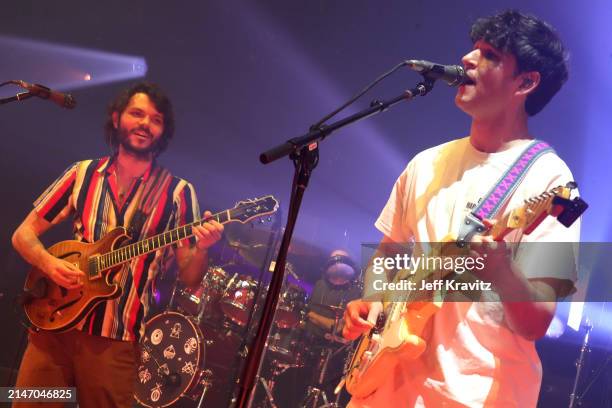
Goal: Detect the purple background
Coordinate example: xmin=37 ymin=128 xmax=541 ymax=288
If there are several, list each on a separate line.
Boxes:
xmin=0 ymin=1 xmax=610 ymax=402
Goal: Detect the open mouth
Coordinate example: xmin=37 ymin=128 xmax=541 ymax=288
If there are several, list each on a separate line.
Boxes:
xmin=460 ymin=70 xmax=476 ymax=86
xmin=463 ymin=74 xmax=476 ymax=86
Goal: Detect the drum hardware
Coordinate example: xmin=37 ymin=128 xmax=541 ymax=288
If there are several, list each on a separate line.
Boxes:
xmin=257 ymin=360 xmax=298 ymax=408
xmin=300 ymin=339 xmax=354 ymax=408
xmin=300 ymin=301 xmax=350 ymax=408
xmin=228 ymin=269 xmax=277 ymax=408
xmin=257 ymin=355 xmax=306 ymax=408
xmin=259 ymin=376 xmax=278 ymax=408
xmin=139 ymin=229 xmax=301 ymax=406
xmin=138 ymin=219 xmax=284 ymax=407
xmin=301 ymin=347 xmax=334 ymax=408
xmin=251 ymin=316 xmax=308 ymax=408
xmin=569 ymin=319 xmax=595 ymax=408
xmin=194 ymin=369 xmax=213 ymax=408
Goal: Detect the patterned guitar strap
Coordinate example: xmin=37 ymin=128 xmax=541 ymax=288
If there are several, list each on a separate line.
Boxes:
xmin=456 ymin=139 xmax=554 ymax=246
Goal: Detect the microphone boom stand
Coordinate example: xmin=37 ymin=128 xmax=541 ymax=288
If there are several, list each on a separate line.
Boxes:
xmin=0 ymin=92 xmax=34 ymax=105
xmin=234 ymin=79 xmax=435 ymax=408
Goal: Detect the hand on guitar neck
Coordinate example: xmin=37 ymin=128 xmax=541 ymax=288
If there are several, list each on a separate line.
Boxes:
xmin=192 ymin=210 xmax=224 ymax=252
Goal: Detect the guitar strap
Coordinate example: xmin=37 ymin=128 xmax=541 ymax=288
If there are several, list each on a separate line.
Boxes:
xmin=456 ymin=139 xmax=554 ymax=246
xmin=126 ymin=165 xmax=172 ymax=241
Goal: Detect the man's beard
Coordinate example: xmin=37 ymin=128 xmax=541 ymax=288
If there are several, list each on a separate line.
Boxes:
xmin=118 ymin=127 xmax=160 ymax=159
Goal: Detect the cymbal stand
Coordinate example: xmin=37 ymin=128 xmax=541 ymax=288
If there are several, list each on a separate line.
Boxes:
xmin=303 ymin=300 xmax=351 ymax=408
xmin=258 ymin=359 xmax=296 ymax=408
xmin=195 ymin=369 xmax=213 ymax=408
xmin=194 ymin=295 xmax=207 ymax=325
xmin=301 ymin=347 xmax=333 ymax=408
xmin=569 ymin=319 xmax=593 ymax=407
xmin=167 ymin=279 xmax=179 ymax=312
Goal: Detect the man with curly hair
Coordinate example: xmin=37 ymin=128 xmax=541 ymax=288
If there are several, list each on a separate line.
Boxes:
xmin=343 ymin=10 xmax=580 ymax=407
xmin=12 ymin=82 xmax=224 ymax=407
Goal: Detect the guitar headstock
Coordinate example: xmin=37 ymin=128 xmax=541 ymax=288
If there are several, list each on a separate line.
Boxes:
xmin=506 ymin=181 xmax=587 ymax=235
xmin=230 ymin=195 xmax=280 ymax=224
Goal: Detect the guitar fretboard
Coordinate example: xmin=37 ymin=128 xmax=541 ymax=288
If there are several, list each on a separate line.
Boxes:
xmin=94 ymin=211 xmax=230 ymax=274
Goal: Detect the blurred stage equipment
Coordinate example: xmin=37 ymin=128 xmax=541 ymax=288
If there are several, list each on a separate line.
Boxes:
xmin=241 ymin=56 xmax=458 ymax=408
xmin=134 ymin=217 xmax=368 ymax=407
xmin=0 ymin=35 xmax=147 ymax=93
xmin=0 ymin=79 xmax=76 ymax=108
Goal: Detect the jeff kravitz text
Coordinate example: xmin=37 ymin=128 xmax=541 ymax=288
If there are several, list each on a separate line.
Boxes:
xmin=369 ymin=252 xmax=492 ymax=294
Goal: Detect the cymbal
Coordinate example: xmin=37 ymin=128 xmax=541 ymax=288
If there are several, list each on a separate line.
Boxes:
xmin=219 ymin=261 xmax=261 ymax=278
xmin=224 ymin=223 xmax=276 ymax=248
xmin=225 ymin=222 xmax=326 ymax=257
xmin=233 ymin=242 xmax=271 ymax=267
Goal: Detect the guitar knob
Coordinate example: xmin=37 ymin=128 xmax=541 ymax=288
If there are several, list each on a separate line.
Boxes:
xmin=371 ymin=333 xmax=381 ymax=343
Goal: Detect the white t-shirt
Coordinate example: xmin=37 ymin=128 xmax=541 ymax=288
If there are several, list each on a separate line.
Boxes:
xmin=349 ymin=137 xmax=580 ymax=408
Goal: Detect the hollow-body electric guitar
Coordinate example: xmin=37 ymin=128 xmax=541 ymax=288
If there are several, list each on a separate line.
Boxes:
xmin=343 ymin=183 xmax=587 ymax=398
xmin=23 ymin=195 xmax=279 ymax=332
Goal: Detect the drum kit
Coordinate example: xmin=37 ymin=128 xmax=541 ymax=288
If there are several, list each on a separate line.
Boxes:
xmin=256 ymin=303 xmax=354 ymax=408
xmin=133 ymin=229 xmax=355 ymax=408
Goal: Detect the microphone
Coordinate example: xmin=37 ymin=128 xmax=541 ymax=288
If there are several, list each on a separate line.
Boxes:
xmin=405 ymin=60 xmax=473 ymax=87
xmin=17 ymin=80 xmax=77 ymax=109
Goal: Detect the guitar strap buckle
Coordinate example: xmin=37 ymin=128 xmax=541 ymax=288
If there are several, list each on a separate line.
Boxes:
xmin=456 ymin=213 xmax=486 ymax=248
xmin=458 ymin=140 xmax=554 ymax=247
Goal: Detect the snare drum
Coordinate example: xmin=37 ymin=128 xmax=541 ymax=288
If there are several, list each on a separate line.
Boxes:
xmin=134 ymin=312 xmax=206 ymax=408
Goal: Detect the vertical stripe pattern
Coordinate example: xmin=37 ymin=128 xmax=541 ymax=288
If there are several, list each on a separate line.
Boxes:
xmin=33 ymin=157 xmax=200 ymax=341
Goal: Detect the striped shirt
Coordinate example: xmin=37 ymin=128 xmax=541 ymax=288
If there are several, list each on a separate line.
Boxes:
xmin=33 ymin=156 xmax=199 ymax=341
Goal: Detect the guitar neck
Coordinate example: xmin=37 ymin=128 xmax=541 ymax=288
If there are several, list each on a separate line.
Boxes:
xmin=97 ymin=210 xmax=232 ymax=271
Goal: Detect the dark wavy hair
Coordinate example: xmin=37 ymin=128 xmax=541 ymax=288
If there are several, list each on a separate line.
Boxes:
xmin=470 ymin=10 xmax=568 ymax=116
xmin=104 ymin=82 xmax=175 ymax=157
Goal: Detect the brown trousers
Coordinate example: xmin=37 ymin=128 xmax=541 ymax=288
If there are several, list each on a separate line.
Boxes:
xmin=14 ymin=329 xmax=137 ymax=408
